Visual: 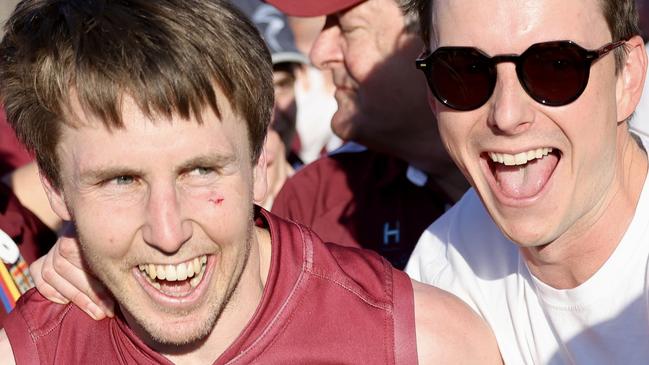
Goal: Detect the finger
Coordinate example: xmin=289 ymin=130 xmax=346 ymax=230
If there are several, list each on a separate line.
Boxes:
xmin=48 ymin=236 xmax=115 ymax=317
xmin=56 ymin=223 xmax=85 ymax=270
xmin=41 ymin=253 xmax=112 ymax=320
xmin=30 ymin=254 xmax=69 ymax=305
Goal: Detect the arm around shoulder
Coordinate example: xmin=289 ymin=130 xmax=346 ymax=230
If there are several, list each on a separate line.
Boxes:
xmin=412 ymin=279 xmax=502 ymax=364
xmin=0 ymin=329 xmax=17 ymax=365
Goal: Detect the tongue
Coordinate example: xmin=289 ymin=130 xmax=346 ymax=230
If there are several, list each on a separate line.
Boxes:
xmin=493 ymin=153 xmax=558 ymax=198
xmin=158 ymin=279 xmax=192 ymax=297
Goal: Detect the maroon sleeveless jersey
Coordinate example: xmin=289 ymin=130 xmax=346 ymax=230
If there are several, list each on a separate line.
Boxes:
xmin=4 ymin=209 xmax=417 ymax=364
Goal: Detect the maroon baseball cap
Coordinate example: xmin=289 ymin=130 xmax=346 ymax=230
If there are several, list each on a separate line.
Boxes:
xmin=264 ymin=0 xmax=366 ymax=17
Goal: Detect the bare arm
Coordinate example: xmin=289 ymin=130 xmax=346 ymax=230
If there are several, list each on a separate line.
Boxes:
xmin=0 ymin=329 xmax=16 ymax=365
xmin=2 ymin=161 xmax=62 ymax=232
xmin=412 ymin=280 xmax=502 ymax=364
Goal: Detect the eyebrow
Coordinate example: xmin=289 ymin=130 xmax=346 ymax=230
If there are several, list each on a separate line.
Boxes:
xmin=79 ymin=166 xmax=145 ymax=185
xmin=174 ymin=154 xmax=237 ymax=174
xmin=78 ymin=153 xmax=238 ymax=184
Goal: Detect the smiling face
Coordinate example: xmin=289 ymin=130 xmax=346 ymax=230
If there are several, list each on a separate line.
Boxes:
xmin=308 ymin=0 xmax=427 ymax=147
xmin=431 ymin=0 xmax=643 ymax=246
xmin=43 ymin=92 xmax=267 ymax=349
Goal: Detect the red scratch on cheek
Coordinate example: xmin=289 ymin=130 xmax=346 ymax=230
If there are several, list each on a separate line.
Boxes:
xmin=208 ymin=196 xmax=224 ymax=206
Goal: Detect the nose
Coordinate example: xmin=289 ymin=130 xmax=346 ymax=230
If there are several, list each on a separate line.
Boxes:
xmin=141 ymin=182 xmax=192 ymax=254
xmin=309 ymin=15 xmax=343 ymax=70
xmin=487 ymin=64 xmax=535 ymax=135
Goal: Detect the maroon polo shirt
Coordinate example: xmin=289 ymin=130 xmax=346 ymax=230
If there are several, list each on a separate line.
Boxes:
xmin=0 ymin=183 xmax=56 ymax=328
xmin=272 ymin=144 xmax=458 ymax=269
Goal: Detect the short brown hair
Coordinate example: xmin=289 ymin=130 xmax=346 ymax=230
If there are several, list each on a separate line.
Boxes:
xmin=401 ymin=0 xmax=640 ymax=72
xmin=0 ymin=0 xmax=274 ymax=188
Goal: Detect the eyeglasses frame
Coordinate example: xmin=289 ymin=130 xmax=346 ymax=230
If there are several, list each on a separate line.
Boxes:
xmin=415 ymin=39 xmax=627 ymax=110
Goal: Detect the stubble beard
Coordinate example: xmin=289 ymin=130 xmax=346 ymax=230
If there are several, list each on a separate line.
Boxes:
xmin=76 ymin=217 xmax=256 ymax=349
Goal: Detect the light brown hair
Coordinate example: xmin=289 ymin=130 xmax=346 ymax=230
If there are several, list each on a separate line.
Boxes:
xmin=0 ymin=0 xmax=274 ymax=188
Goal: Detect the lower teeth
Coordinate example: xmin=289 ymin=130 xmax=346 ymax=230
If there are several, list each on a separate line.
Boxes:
xmin=189 ymin=266 xmax=205 ymax=287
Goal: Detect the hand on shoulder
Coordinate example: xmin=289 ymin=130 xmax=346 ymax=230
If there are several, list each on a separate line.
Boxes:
xmin=412 ymin=279 xmax=502 ymax=364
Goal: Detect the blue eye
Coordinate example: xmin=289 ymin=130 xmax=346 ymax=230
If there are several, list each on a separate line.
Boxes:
xmin=190 ymin=167 xmax=213 ymax=176
xmin=114 ymin=175 xmax=134 ymax=185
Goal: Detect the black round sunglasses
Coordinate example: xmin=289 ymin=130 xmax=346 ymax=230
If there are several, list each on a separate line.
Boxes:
xmin=415 ymin=39 xmax=627 ymax=111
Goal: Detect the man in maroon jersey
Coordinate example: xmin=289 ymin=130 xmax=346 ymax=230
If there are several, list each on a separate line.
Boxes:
xmin=0 ymin=0 xmax=500 ymax=363
xmin=266 ymin=0 xmax=468 ymax=269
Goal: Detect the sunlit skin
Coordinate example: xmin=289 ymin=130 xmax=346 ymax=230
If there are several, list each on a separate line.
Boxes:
xmin=41 ymin=92 xmax=271 ymax=364
xmin=429 ymin=0 xmax=648 ymax=287
xmin=308 ymin=0 xmax=451 ymax=179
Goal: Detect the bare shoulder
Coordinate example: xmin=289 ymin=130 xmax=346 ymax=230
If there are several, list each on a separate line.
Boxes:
xmin=0 ymin=329 xmax=16 ymax=365
xmin=411 ymin=279 xmax=502 ymax=364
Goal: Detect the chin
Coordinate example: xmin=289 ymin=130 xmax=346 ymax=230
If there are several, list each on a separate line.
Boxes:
xmin=330 ymin=111 xmax=359 ymax=142
xmin=498 ymin=221 xmax=555 ymax=248
xmin=132 ymin=305 xmax=220 ymax=348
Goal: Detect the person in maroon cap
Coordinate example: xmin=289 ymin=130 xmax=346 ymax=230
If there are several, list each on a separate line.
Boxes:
xmin=265 ymin=0 xmax=467 ymax=269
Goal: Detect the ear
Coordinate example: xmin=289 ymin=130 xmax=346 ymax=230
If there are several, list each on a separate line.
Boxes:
xmin=426 ymin=88 xmax=440 ymax=114
xmin=39 ymin=171 xmax=72 ymax=221
xmin=252 ymin=144 xmax=269 ymax=204
xmin=263 ymin=133 xmax=277 ymax=166
xmin=616 ymin=35 xmax=647 ymax=122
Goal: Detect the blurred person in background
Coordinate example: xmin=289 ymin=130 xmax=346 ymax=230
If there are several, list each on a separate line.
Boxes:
xmin=0 ymin=1 xmax=55 ymax=329
xmin=288 ymin=15 xmax=343 ymax=164
xmin=0 ymin=183 xmax=56 ymax=328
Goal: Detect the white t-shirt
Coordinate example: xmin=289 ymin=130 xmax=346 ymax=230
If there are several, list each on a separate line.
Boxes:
xmin=406 ymin=143 xmax=649 ymax=364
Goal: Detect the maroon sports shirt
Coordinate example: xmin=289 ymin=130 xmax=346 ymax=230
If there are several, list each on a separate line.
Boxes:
xmin=272 ymin=144 xmax=458 ymax=269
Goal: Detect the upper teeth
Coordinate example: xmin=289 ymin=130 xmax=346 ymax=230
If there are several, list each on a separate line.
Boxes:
xmin=488 ymin=147 xmax=553 ymax=166
xmin=138 ymin=255 xmax=207 ymax=282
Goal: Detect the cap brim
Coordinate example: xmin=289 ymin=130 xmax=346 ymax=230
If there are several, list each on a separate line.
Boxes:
xmin=264 ymin=0 xmax=365 ymax=17
xmin=272 ymin=52 xmax=309 ymax=65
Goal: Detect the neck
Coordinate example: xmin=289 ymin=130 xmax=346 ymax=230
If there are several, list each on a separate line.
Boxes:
xmin=522 ymin=130 xmax=648 ymax=289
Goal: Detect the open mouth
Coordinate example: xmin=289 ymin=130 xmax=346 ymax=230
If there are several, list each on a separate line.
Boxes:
xmin=137 ymin=255 xmax=208 ymax=297
xmin=485 ymin=147 xmax=560 ymax=199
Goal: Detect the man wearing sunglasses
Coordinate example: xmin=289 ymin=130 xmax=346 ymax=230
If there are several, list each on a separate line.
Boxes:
xmin=405 ymin=0 xmax=649 ymax=363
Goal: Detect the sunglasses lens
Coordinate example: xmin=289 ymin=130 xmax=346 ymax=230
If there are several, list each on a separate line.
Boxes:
xmin=428 ymin=48 xmax=494 ymax=111
xmin=520 ymin=42 xmax=590 ymax=106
